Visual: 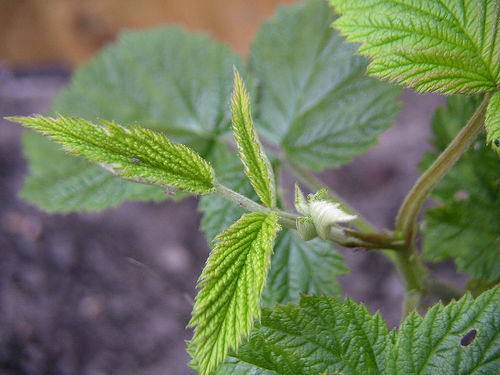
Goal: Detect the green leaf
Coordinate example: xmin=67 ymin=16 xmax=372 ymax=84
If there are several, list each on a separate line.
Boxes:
xmin=9 ymin=115 xmax=215 ymax=195
xmin=330 ymin=0 xmax=500 ymax=95
xmin=485 ymin=91 xmax=500 ymax=154
xmin=189 ymin=212 xmax=281 ymax=375
xmin=217 ymin=287 xmax=500 ymax=374
xmin=23 ymin=27 xmax=245 ymax=211
xmin=386 ymin=285 xmax=500 ymax=374
xmin=262 ymin=230 xmax=348 ymax=308
xmin=421 ymin=96 xmax=500 ymax=283
xmin=20 ymin=132 xmax=165 ymax=213
xmin=218 ymin=295 xmax=391 ymax=375
xmin=251 ymin=0 xmax=402 ymax=171
xmin=231 ymin=68 xmax=276 ymax=208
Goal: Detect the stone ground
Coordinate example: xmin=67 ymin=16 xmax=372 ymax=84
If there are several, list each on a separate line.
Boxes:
xmin=0 ymin=67 xmax=466 ymax=375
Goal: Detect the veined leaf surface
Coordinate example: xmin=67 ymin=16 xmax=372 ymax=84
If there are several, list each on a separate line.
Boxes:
xmin=231 ymin=69 xmax=276 ymax=208
xmin=23 ymin=28 xmax=245 ymax=211
xmin=10 ymin=115 xmax=215 ymax=195
xmin=485 ymin=91 xmax=500 ymax=154
xmin=251 ymin=0 xmax=401 ymax=170
xmin=189 ymin=212 xmax=280 ymax=375
xmin=330 ymin=0 xmax=500 ymax=94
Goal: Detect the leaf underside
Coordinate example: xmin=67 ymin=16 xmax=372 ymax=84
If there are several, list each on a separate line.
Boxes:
xmin=10 ymin=115 xmax=215 ymax=195
xmin=231 ymin=69 xmax=276 ymax=208
xmin=251 ymin=0 xmax=402 ymax=171
xmin=22 ymin=27 xmax=245 ymax=212
xmin=189 ymin=212 xmax=280 ymax=375
xmin=216 ymin=286 xmax=500 ymax=375
xmin=330 ymin=0 xmax=500 ymax=95
xmin=421 ymin=96 xmax=500 ymax=283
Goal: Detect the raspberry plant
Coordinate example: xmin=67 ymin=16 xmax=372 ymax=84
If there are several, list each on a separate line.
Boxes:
xmin=7 ymin=0 xmax=500 ymax=374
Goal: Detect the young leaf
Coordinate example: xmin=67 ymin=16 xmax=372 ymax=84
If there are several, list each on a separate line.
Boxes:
xmin=485 ymin=91 xmax=500 ymax=154
xmin=9 ymin=115 xmax=215 ymax=195
xmin=421 ymin=96 xmax=500 ymax=282
xmin=330 ymin=0 xmax=500 ymax=95
xmin=294 ymin=183 xmax=309 ymax=216
xmin=23 ymin=27 xmax=246 ymax=211
xmin=386 ymin=285 xmax=500 ymax=374
xmin=309 ymin=200 xmax=357 ymax=240
xmin=261 ymin=230 xmax=348 ymax=307
xmin=20 ymin=132 xmax=166 ymax=213
xmin=231 ymin=69 xmax=276 ymax=208
xmin=217 ymin=295 xmax=391 ymax=375
xmin=251 ymin=0 xmax=402 ymax=170
xmin=189 ymin=212 xmax=281 ymax=375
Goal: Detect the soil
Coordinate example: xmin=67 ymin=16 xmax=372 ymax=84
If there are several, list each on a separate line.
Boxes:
xmin=0 ymin=67 xmax=467 ymax=375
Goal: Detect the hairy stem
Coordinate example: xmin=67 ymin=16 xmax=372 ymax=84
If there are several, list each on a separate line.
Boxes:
xmin=214 ymin=180 xmax=402 ymax=249
xmin=214 ymin=181 xmax=297 ymax=228
xmin=395 ymin=93 xmax=492 ymax=246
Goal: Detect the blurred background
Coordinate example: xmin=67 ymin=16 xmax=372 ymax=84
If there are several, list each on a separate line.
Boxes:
xmin=0 ymin=1 xmax=464 ymax=374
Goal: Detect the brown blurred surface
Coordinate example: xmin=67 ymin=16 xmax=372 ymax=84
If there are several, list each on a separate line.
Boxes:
xmin=1 ymin=0 xmax=296 ymax=67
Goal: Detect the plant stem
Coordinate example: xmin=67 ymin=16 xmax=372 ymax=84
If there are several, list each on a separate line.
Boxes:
xmin=214 ymin=181 xmax=298 ymax=229
xmin=395 ymin=93 xmax=492 ymax=246
xmin=214 ymin=180 xmax=401 ymax=249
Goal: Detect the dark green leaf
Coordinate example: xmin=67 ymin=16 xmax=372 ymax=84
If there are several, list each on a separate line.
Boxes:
xmin=262 ymin=230 xmax=348 ymax=307
xmin=251 ymin=0 xmax=401 ymax=170
xmin=387 ymin=285 xmax=500 ymax=374
xmin=218 ymin=295 xmax=391 ymax=375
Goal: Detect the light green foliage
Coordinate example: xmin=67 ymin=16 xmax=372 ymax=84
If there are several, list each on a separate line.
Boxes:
xmin=189 ymin=212 xmax=281 ymax=375
xmin=231 ymin=69 xmax=276 ymax=208
xmin=421 ymin=96 xmax=500 ymax=283
xmin=21 ymin=132 xmax=165 ymax=212
xmin=262 ymin=230 xmax=348 ymax=307
xmin=294 ymin=183 xmax=309 ymax=215
xmin=9 ymin=115 xmax=215 ymax=195
xmin=330 ymin=0 xmax=500 ymax=95
xmin=386 ymin=285 xmax=500 ymax=374
xmin=217 ymin=295 xmax=391 ymax=375
xmin=23 ymin=28 xmax=245 ymax=211
xmin=485 ymin=91 xmax=500 ymax=154
xmin=217 ymin=286 xmax=500 ymax=374
xmin=250 ymin=0 xmax=402 ymax=170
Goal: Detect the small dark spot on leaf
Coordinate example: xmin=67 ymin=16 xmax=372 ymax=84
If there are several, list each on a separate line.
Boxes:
xmin=131 ymin=157 xmax=140 ymax=163
xmin=460 ymin=329 xmax=477 ymax=346
xmin=495 ymin=140 xmax=499 ymax=147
